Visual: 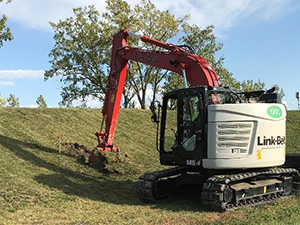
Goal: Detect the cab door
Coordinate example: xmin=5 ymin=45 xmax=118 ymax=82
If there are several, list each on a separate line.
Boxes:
xmin=177 ymin=91 xmax=205 ymax=158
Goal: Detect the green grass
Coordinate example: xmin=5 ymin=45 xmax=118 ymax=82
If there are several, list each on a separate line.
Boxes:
xmin=0 ymin=108 xmax=299 ymax=224
xmin=286 ymin=111 xmax=300 ymax=153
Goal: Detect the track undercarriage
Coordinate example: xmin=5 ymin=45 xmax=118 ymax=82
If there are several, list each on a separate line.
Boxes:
xmin=137 ymin=167 xmax=300 ymax=211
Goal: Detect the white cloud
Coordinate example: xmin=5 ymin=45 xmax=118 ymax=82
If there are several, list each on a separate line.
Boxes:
xmin=0 ymin=0 xmax=295 ymax=33
xmin=86 ymin=97 xmax=102 ymax=108
xmin=0 ymin=81 xmax=14 ymax=86
xmin=0 ymin=70 xmax=44 ymax=80
xmin=72 ymin=95 xmax=102 ymax=108
xmin=0 ymin=0 xmax=107 ymax=32
xmin=149 ymin=0 xmax=293 ymax=31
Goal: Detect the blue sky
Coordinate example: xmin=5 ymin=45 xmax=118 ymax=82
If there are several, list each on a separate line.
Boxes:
xmin=0 ymin=0 xmax=299 ymax=109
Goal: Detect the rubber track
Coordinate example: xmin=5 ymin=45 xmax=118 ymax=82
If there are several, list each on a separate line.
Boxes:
xmin=137 ymin=166 xmax=188 ymax=202
xmin=201 ymin=167 xmax=300 ymax=211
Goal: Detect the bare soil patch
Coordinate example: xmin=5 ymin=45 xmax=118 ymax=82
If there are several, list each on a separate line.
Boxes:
xmin=61 ymin=142 xmax=134 ymax=175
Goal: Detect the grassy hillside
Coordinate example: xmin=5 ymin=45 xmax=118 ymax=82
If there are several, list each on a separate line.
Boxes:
xmin=0 ymin=108 xmax=299 ymax=224
xmin=286 ymin=111 xmax=300 ymax=153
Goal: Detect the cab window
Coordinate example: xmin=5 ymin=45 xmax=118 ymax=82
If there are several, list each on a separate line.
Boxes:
xmin=181 ymin=95 xmax=203 ymax=152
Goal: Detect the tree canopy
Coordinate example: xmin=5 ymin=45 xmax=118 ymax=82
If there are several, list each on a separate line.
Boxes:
xmin=45 ymin=0 xmax=280 ymax=108
xmin=0 ymin=0 xmax=13 ymax=47
xmin=45 ymin=0 xmax=186 ymax=108
xmin=36 ymin=95 xmax=47 ymax=108
xmin=44 ymin=6 xmax=107 ymax=107
xmin=6 ymin=94 xmax=19 ymax=107
xmin=180 ymin=23 xmax=241 ymax=91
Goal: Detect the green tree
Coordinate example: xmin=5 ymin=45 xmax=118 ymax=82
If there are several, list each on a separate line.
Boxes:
xmin=45 ymin=0 xmax=186 ymax=108
xmin=162 ymin=72 xmax=185 ymax=95
xmin=102 ymin=0 xmax=137 ymax=108
xmin=46 ymin=0 xmax=281 ymax=109
xmin=274 ymin=84 xmax=285 ymax=99
xmin=239 ymin=79 xmax=265 ymax=101
xmin=122 ymin=75 xmax=135 ymax=108
xmin=164 ymin=23 xmax=276 ymax=96
xmin=239 ymin=80 xmax=285 ymax=101
xmin=165 ymin=23 xmax=240 ymax=92
xmin=45 ymin=5 xmax=108 ymax=107
xmin=7 ymin=94 xmax=19 ymax=107
xmin=240 ymin=79 xmax=265 ymax=92
xmin=0 ymin=0 xmax=13 ymax=47
xmin=120 ymin=0 xmax=186 ymax=108
xmin=36 ymin=95 xmax=47 ymax=108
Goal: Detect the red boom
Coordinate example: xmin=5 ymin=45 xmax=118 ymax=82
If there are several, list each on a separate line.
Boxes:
xmin=95 ymin=29 xmax=220 ymax=151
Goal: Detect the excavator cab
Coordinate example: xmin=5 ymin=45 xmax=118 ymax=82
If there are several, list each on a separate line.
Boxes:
xmin=159 ymin=86 xmax=235 ymax=166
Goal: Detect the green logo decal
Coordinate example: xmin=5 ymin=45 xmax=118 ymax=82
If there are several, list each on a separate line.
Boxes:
xmin=267 ymin=106 xmax=282 ymax=118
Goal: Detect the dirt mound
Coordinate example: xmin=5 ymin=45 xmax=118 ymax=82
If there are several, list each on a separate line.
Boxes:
xmin=61 ymin=142 xmax=135 ymax=175
xmin=62 ymin=142 xmax=90 ymax=163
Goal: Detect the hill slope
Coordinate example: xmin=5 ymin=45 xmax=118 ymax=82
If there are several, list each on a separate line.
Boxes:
xmin=0 ymin=108 xmax=299 ymax=224
xmin=286 ymin=111 xmax=300 ymax=153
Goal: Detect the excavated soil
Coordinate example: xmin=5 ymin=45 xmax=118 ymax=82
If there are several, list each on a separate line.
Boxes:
xmin=62 ymin=142 xmax=91 ymax=163
xmin=61 ymin=142 xmax=133 ymax=175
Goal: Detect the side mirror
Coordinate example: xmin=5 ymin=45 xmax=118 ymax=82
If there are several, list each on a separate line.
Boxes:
xmin=151 ymin=112 xmax=158 ymax=123
xmin=150 ymin=101 xmax=161 ymax=124
xmin=150 ymin=101 xmax=155 ymax=113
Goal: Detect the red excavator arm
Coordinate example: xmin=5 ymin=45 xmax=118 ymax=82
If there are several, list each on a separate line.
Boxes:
xmin=95 ymin=29 xmax=220 ymax=151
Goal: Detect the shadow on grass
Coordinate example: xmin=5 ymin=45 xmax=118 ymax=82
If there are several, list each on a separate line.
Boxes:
xmin=0 ymin=135 xmax=206 ymax=212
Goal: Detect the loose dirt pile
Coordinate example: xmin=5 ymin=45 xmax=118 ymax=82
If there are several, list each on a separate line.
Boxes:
xmin=61 ymin=142 xmax=135 ymax=175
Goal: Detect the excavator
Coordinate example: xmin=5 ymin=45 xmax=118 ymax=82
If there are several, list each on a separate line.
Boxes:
xmin=94 ymin=29 xmax=300 ymax=210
